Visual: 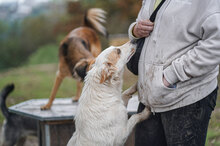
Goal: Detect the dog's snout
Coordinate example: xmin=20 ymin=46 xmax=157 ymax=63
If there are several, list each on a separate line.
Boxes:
xmin=130 ymin=39 xmax=138 ymax=45
xmin=130 ymin=40 xmax=138 ymax=49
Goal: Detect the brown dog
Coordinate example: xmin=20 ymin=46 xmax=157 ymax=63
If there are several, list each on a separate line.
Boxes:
xmin=41 ymin=8 xmax=107 ymax=110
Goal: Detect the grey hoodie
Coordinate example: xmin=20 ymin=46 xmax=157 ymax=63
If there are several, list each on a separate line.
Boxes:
xmin=128 ymin=0 xmax=220 ymax=112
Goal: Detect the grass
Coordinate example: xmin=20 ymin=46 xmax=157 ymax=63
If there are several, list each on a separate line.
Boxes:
xmin=0 ymin=64 xmax=74 ymax=121
xmin=27 ymin=43 xmax=59 ymax=65
xmin=206 ymin=108 xmax=220 ymax=146
xmin=0 ymin=64 xmax=76 ymax=103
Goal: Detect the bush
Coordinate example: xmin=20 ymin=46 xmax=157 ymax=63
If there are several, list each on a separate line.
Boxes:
xmin=27 ymin=43 xmax=59 ymax=65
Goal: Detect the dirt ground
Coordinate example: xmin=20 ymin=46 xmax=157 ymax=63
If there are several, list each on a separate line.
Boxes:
xmin=23 ymin=136 xmax=38 ymax=146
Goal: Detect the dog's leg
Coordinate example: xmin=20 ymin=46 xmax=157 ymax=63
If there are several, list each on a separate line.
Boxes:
xmin=72 ymin=81 xmax=82 ymax=102
xmin=122 ymin=83 xmax=137 ymax=107
xmin=41 ymin=72 xmax=64 ymax=110
xmin=126 ymin=107 xmax=151 ymax=138
xmin=2 ymin=130 xmax=18 ymax=146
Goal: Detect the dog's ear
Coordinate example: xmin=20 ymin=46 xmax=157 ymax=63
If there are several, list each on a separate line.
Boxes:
xmin=74 ymin=59 xmax=88 ymax=81
xmin=88 ymin=58 xmax=96 ymax=70
xmin=100 ymin=62 xmax=116 ymax=84
xmin=75 ymin=65 xmax=87 ymax=81
xmin=59 ymin=38 xmax=72 ymax=56
xmin=74 ymin=58 xmax=95 ymax=81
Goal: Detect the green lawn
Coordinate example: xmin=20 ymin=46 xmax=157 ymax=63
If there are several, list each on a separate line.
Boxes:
xmin=0 ymin=63 xmax=219 ymax=145
xmin=26 ymin=43 xmax=59 ymax=65
xmin=0 ymin=64 xmax=75 ymax=107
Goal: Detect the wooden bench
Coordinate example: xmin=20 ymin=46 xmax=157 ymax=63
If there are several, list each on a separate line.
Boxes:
xmin=9 ymin=96 xmax=139 ymax=146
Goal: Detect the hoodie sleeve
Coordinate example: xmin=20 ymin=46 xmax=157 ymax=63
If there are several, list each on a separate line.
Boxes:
xmin=163 ymin=13 xmax=220 ymax=85
xmin=128 ymin=0 xmax=146 ymax=40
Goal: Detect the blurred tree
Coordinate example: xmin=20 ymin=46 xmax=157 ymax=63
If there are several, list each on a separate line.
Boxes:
xmin=0 ymin=21 xmax=24 ymax=69
xmin=0 ymin=5 xmax=56 ymax=70
xmin=0 ymin=21 xmax=9 ymax=39
xmin=116 ymin=0 xmax=142 ymax=21
xmin=0 ymin=0 xmax=142 ymax=71
xmin=21 ymin=16 xmax=54 ymax=53
xmin=53 ymin=1 xmax=84 ymax=34
xmin=0 ymin=2 xmax=70 ymax=70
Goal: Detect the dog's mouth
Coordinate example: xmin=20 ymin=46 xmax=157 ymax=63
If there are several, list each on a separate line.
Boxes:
xmin=127 ymin=48 xmax=136 ymax=62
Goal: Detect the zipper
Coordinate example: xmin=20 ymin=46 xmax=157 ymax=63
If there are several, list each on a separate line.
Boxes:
xmin=153 ymin=0 xmax=171 ymax=42
xmin=138 ymin=0 xmax=156 ymax=114
xmin=149 ymin=0 xmax=156 ymax=16
xmin=139 ymin=0 xmax=171 ymax=114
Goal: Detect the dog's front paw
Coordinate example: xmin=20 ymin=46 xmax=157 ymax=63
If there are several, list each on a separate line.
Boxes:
xmin=40 ymin=104 xmax=51 ymax=110
xmin=139 ymin=107 xmax=151 ymax=121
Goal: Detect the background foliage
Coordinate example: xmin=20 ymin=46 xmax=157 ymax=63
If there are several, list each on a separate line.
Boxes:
xmin=0 ymin=0 xmax=141 ymax=71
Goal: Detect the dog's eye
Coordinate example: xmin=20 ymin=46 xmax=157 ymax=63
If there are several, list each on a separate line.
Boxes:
xmin=116 ymin=48 xmax=121 ymax=55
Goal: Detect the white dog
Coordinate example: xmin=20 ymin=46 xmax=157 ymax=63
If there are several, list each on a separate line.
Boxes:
xmin=67 ymin=41 xmax=151 ymax=146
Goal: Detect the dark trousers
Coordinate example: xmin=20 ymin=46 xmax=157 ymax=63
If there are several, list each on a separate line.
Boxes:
xmin=135 ymin=87 xmax=218 ymax=146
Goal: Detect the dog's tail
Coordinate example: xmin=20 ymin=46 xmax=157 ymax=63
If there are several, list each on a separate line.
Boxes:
xmin=84 ymin=8 xmax=108 ymax=37
xmin=0 ymin=84 xmax=14 ymax=119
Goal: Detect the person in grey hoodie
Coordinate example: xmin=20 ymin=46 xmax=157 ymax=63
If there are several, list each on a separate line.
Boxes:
xmin=128 ymin=0 xmax=220 ymax=145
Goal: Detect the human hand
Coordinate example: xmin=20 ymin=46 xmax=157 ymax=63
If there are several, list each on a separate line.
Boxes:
xmin=132 ymin=20 xmax=154 ymax=38
xmin=163 ymin=76 xmax=171 ymax=87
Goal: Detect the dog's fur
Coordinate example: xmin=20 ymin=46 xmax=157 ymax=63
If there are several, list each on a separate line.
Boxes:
xmin=67 ymin=42 xmax=151 ymax=146
xmin=0 ymin=84 xmax=37 ymax=146
xmin=41 ymin=8 xmax=108 ymax=110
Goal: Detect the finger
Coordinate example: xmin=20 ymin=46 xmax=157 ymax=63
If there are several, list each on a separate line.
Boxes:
xmin=138 ymin=31 xmax=150 ymax=37
xmin=137 ymin=23 xmax=154 ymax=32
xmin=141 ymin=33 xmax=150 ymax=38
xmin=140 ymin=31 xmax=150 ymax=37
xmin=139 ymin=29 xmax=151 ymax=34
xmin=139 ymin=25 xmax=154 ymax=31
xmin=139 ymin=20 xmax=154 ymax=26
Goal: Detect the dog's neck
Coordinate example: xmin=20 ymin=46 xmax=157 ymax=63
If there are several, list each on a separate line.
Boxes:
xmin=81 ymin=68 xmax=124 ymax=103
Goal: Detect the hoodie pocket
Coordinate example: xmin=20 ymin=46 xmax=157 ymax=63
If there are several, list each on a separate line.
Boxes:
xmin=143 ymin=64 xmax=177 ymax=106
